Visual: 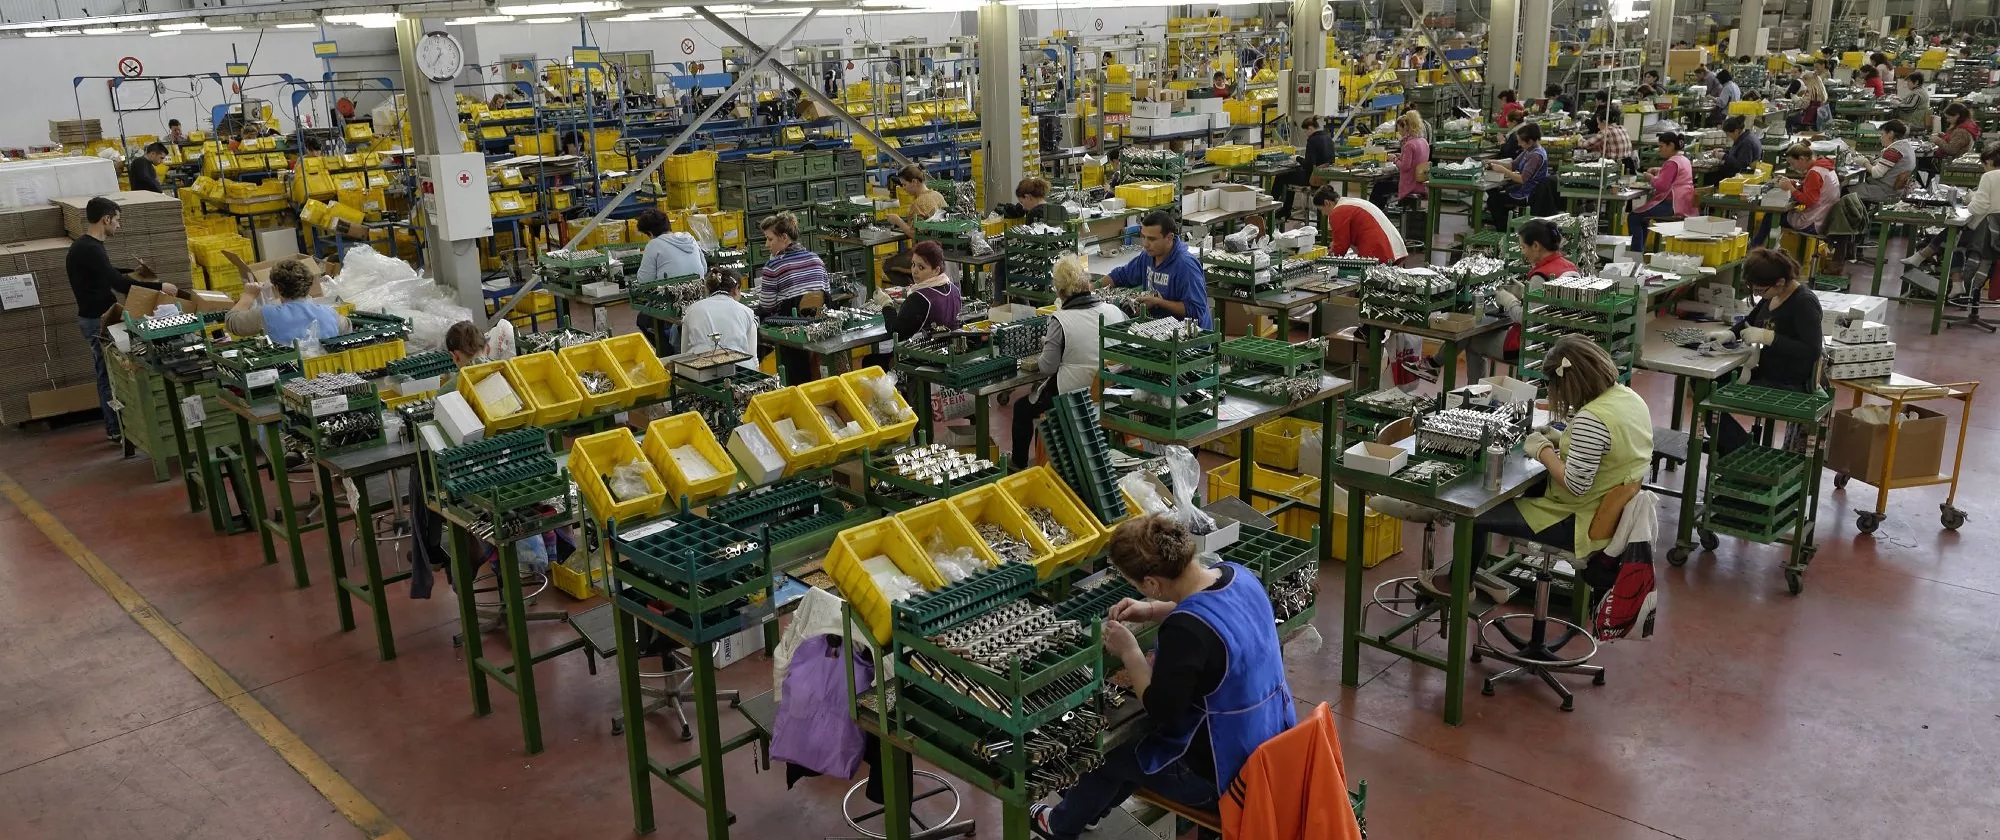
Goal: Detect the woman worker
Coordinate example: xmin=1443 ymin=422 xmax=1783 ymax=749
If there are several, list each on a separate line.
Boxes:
xmin=1368 ymin=110 xmax=1430 ymax=211
xmin=223 ymin=255 xmax=347 ymax=345
xmin=1751 ymin=143 xmax=1842 ymax=248
xmin=1453 ymin=219 xmax=1573 ymax=382
xmin=863 ymin=241 xmax=962 ymax=369
xmin=634 ymin=208 xmax=709 ymax=353
xmin=1028 ymin=514 xmax=1294 ymax=840
xmin=1704 ymin=115 xmax=1762 ymax=188
xmin=1375 ymin=336 xmax=1654 ymax=564
xmin=996 ymin=176 xmax=1055 ymax=224
xmin=1314 ymin=186 xmax=1409 ymax=263
xmin=1484 ymin=122 xmax=1549 ymax=230
xmin=679 ymin=268 xmax=758 ymax=370
xmin=1628 ymin=131 xmax=1695 ymax=252
xmin=1010 ymin=255 xmax=1127 ymax=470
xmin=1706 ymin=249 xmax=1824 ymax=452
xmin=754 ymin=212 xmax=833 ymax=383
xmin=884 ymin=163 xmax=948 ymax=284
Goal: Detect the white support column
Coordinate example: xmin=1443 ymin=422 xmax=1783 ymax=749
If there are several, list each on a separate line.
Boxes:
xmin=1736 ymin=0 xmax=1762 ymax=56
xmin=978 ymin=2 xmax=1023 ymax=207
xmin=1489 ymin=0 xmax=1519 ymax=105
xmin=1951 ymin=0 xmax=1972 ymax=24
xmin=1810 ymin=0 xmax=1834 ymax=50
xmin=1521 ymin=0 xmax=1552 ymax=97
xmin=396 ymin=16 xmax=485 ymax=323
xmin=1650 ymin=0 xmax=1678 ymax=75
xmin=1866 ymin=0 xmax=1888 ymax=33
xmin=1290 ymin=0 xmax=1325 ymax=121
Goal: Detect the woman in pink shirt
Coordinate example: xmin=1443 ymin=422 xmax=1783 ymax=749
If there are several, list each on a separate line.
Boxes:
xmin=1368 ymin=111 xmax=1431 ymax=209
xmin=1627 ymin=131 xmax=1695 ymax=251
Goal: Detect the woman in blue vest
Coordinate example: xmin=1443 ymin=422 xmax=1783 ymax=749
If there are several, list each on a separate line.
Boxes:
xmin=1029 ymin=515 xmax=1295 ymax=840
xmin=225 ymin=258 xmax=346 ymax=347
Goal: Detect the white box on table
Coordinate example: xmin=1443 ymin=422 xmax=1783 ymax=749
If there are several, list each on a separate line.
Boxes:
xmin=1213 ymin=184 xmax=1261 ymax=213
xmin=1836 ymin=320 xmax=1890 ymax=343
xmin=1342 ymin=441 xmax=1408 ymax=475
xmin=1824 ymin=338 xmax=1897 ymax=364
xmin=1683 ymin=215 xmax=1740 ymax=235
xmin=1190 ymin=97 xmax=1226 ymax=115
xmin=1132 ymin=100 xmax=1175 ymax=119
xmin=1829 ymin=359 xmax=1895 ymax=380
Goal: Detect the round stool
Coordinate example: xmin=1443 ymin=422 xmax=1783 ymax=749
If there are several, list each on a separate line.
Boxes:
xmin=841 ymin=771 xmax=966 ymax=839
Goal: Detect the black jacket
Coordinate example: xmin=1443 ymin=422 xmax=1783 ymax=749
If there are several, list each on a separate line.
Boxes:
xmin=67 ymin=235 xmax=161 ymax=319
xmin=1303 ymin=129 xmax=1336 ymax=169
xmin=1717 ymin=132 xmax=1763 ymax=180
xmin=128 ymin=156 xmax=163 ymax=193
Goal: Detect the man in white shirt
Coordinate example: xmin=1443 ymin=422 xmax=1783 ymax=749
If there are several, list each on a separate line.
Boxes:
xmin=679 ymin=268 xmax=759 ymax=369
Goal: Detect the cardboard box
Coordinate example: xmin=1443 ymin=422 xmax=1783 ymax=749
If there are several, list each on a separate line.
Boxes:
xmin=28 ymin=382 xmax=96 ymax=419
xmin=1213 ymin=184 xmax=1260 ymax=213
xmin=1342 ymin=441 xmax=1408 ymax=475
xmin=188 ymin=290 xmax=235 ymax=313
xmin=1190 ymin=97 xmax=1226 ymax=115
xmin=1826 ymin=405 xmax=1946 ymax=483
xmin=1683 ymin=215 xmax=1739 ymax=235
xmin=1131 ymin=100 xmax=1175 ymax=119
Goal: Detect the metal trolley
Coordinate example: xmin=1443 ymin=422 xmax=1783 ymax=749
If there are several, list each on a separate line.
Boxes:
xmin=1670 ymin=383 xmax=1835 ymax=595
xmin=1828 ymin=375 xmax=1980 ymax=534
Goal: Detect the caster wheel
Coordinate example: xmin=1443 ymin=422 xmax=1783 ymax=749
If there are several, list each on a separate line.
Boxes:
xmin=730 ymin=697 xmax=742 ymax=708
xmin=1481 ymin=680 xmax=1496 ymax=696
xmin=1593 ymin=672 xmax=1607 ymax=686
xmin=1833 ymin=473 xmax=1849 ymax=489
xmin=1469 ymin=649 xmax=1482 ymax=663
xmin=1667 ymin=545 xmax=1691 ymax=566
xmin=1699 ymin=529 xmax=1720 ymax=551
xmin=1785 ymin=569 xmax=1804 ymax=595
xmin=997 ymin=391 xmax=1012 ymax=407
xmin=1942 ymin=506 xmax=1967 ymax=530
xmin=679 ymin=725 xmax=693 ymax=742
xmin=1856 ymin=511 xmax=1883 ymax=534
xmin=612 ymin=720 xmax=624 ymax=736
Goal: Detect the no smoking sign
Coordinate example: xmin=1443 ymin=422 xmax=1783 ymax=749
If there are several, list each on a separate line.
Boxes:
xmin=118 ymin=56 xmax=144 ymax=78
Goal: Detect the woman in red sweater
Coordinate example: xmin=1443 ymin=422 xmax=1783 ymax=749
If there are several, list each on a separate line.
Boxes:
xmin=1313 ymin=187 xmax=1408 ymax=263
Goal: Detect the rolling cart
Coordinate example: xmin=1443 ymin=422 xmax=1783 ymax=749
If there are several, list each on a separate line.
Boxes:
xmin=1828 ymin=375 xmax=1979 ymax=534
xmin=1673 ymin=383 xmax=1834 ymax=595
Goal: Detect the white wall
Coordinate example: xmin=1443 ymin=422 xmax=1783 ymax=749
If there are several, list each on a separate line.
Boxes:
xmin=0 ymin=27 xmax=401 ymax=150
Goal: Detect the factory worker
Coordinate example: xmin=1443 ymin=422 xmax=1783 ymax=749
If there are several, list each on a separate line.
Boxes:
xmin=1029 ymin=515 xmax=1293 ymax=840
xmin=1706 ymin=248 xmax=1823 ymax=451
xmin=224 ymin=254 xmax=347 ymax=348
xmin=1104 ymin=210 xmax=1211 ymax=329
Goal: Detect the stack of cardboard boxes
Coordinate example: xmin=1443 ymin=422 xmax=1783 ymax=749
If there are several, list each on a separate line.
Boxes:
xmin=54 ymin=191 xmax=195 ymax=293
xmin=1126 ymin=80 xmax=1233 ymax=138
xmin=0 ymin=205 xmax=98 ymax=423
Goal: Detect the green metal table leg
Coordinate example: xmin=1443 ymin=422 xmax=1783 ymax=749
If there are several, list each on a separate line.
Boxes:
xmin=451 ymin=523 xmax=492 ymax=717
xmin=320 ymin=465 xmax=355 ymax=632
xmin=1470 ymin=193 xmax=1486 ymax=238
xmin=975 ymin=395 xmax=993 ymax=464
xmin=1871 ymin=222 xmax=1891 ymax=295
xmin=499 ymin=541 xmax=541 ymax=753
xmin=164 ymin=377 xmax=201 ymax=514
xmin=879 ymin=737 xmax=912 ymax=840
xmin=1675 ymin=384 xmax=1709 ymax=551
xmin=269 ymin=421 xmax=310 ymax=588
xmin=1238 ymin=426 xmax=1256 ymax=506
xmin=1002 ymin=804 xmax=1030 ymax=840
xmin=353 ymin=478 xmax=395 ymax=661
xmin=1669 ymin=375 xmax=1686 ymax=432
xmin=1934 ymin=226 xmax=1961 ymax=335
xmin=691 ymin=643 xmax=730 ymax=840
xmin=911 ymin=373 xmax=934 ymax=444
xmin=616 ymin=604 xmax=655 ymax=833
xmin=238 ymin=413 xmax=276 ymax=566
xmin=1340 ymin=486 xmax=1367 ymax=687
xmin=1361 ymin=324 xmax=1383 ymax=393
xmin=191 ymin=422 xmax=226 ymax=532
xmin=1321 ymin=398 xmax=1338 ymax=569
xmin=1439 ymin=338 xmax=1460 ymax=394
xmin=1426 ymin=196 xmax=1442 ymax=259
xmin=1444 ymin=515 xmax=1475 ymax=726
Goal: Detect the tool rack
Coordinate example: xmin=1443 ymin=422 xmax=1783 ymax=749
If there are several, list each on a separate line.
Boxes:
xmin=1099 ymin=318 xmax=1223 ymax=439
xmin=1218 ymin=335 xmax=1327 ymax=401
xmin=1357 ymin=264 xmax=1463 ymax=327
xmin=1218 ymin=524 xmax=1321 ymax=632
xmin=1675 ymin=383 xmax=1833 ymax=594
xmin=280 ymin=375 xmax=385 ymax=456
xmin=1203 ymin=250 xmax=1281 ymax=299
xmin=1001 ymin=225 xmax=1069 ymax=305
xmin=865 ymin=443 xmax=1008 ymax=512
xmin=629 ymin=272 xmax=707 ymax=319
xmin=1518 ymin=286 xmax=1642 ymax=383
xmin=209 ymin=337 xmax=302 ymax=401
xmin=536 ymin=248 xmax=617 ymax=297
xmin=990 ymin=315 xmax=1051 ymax=360
xmin=670 ymin=366 xmax=779 ymax=438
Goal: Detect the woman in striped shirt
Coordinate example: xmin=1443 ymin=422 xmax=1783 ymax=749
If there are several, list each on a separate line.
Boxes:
xmin=754 ymin=212 xmax=832 ymax=383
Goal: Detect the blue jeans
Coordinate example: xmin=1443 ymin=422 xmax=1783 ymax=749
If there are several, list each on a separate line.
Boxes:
xmin=80 ymin=316 xmax=115 ymax=436
xmin=1628 ymin=201 xmax=1681 ymax=251
xmin=1047 ymin=742 xmax=1218 ymax=840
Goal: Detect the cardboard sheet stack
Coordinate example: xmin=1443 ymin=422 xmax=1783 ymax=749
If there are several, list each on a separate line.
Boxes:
xmin=53 ymin=191 xmax=194 ymax=292
xmin=0 ymin=157 xmax=119 ymax=211
xmin=0 ymin=204 xmax=98 ymax=423
xmin=48 ymin=119 xmax=103 ymax=146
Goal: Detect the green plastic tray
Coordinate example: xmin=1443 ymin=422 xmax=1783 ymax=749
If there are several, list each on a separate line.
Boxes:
xmin=1703 ymin=383 xmax=1833 ymax=425
xmin=1710 ymin=444 xmax=1808 ymax=487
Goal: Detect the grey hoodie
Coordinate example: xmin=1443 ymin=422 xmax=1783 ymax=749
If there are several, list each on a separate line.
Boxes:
xmin=639 ymin=231 xmax=707 ymax=283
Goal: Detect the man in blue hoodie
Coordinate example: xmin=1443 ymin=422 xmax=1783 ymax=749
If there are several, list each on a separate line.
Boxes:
xmin=1106 ymin=211 xmax=1211 ymax=329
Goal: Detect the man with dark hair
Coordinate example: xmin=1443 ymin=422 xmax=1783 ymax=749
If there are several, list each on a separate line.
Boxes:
xmin=1275 ymin=116 xmax=1334 ymax=220
xmin=164 ymin=119 xmax=186 ymax=144
xmin=129 ymin=142 xmax=169 ymax=193
xmin=69 ymin=197 xmax=176 ymax=441
xmin=1105 ymin=210 xmax=1210 ymax=328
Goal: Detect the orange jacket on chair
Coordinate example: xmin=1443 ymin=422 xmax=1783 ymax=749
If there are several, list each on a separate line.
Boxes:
xmin=1220 ymin=702 xmax=1363 ymax=840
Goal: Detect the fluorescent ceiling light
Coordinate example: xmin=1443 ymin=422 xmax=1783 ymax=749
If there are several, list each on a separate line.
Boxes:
xmin=82 ymin=26 xmax=137 ymax=34
xmin=275 ymin=22 xmax=319 ymax=29
xmin=325 ymin=13 xmax=400 ymax=27
xmin=151 ymin=30 xmax=181 ymax=37
xmin=209 ymin=25 xmax=245 ymax=31
xmin=701 ymin=4 xmax=754 ymax=11
xmin=25 ymin=30 xmax=69 ymax=37
xmin=523 ymin=17 xmax=572 ymax=23
xmin=446 ymin=15 xmax=515 ymax=23
xmin=157 ymin=21 xmax=208 ymax=30
xmin=496 ymin=1 xmax=620 ymax=14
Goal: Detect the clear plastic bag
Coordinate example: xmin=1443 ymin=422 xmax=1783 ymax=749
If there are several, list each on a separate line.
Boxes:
xmin=925 ymin=530 xmax=984 ymax=583
xmin=1163 ymin=446 xmax=1216 ymax=535
xmin=607 ymin=459 xmax=655 ymax=502
xmin=858 ymin=370 xmax=914 ymax=425
xmin=1117 ymin=470 xmax=1173 ymax=517
xmin=860 ymin=555 xmax=924 ymax=602
xmin=295 ymin=319 xmax=326 ymax=357
xmin=688 ymin=215 xmax=720 ymax=251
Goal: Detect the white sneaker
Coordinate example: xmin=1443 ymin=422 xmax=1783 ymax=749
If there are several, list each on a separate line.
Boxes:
xmin=1903 ymin=248 xmax=1934 ymax=268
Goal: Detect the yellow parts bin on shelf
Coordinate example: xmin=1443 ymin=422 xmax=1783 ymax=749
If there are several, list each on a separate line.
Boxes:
xmin=664 ymin=150 xmax=718 ymax=183
xmin=558 ymin=341 xmax=637 ymax=413
xmin=571 ymin=427 xmax=667 ymax=526
xmin=997 ymin=466 xmax=1108 ymax=573
xmin=507 ymin=351 xmax=584 ymax=425
xmin=1116 ymin=182 xmax=1176 ymax=209
xmin=799 ymin=377 xmax=881 ymax=458
xmin=950 ymin=483 xmax=1058 ymax=575
xmin=895 ymin=499 xmax=1002 ymax=574
xmin=642 ymin=412 xmax=738 ymax=503
xmin=825 ymin=517 xmax=945 ymax=644
xmin=514 ymin=132 xmax=559 ymax=155
xmin=457 ymin=360 xmax=535 ymax=433
xmin=1206 ymin=459 xmax=1402 ymax=566
xmin=1206 ymin=145 xmax=1259 ymax=166
xmin=747 ymin=386 xmax=838 ymax=473
xmin=665 ymin=180 xmax=718 ymax=210
xmin=345 ymin=339 xmax=407 ymax=375
xmin=490 ymin=190 xmax=537 ymax=217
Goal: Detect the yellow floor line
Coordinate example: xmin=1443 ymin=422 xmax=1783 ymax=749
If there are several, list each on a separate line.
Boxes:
xmin=0 ymin=468 xmax=413 ymax=840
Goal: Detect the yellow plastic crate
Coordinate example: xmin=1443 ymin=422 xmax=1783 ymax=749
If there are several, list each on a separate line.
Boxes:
xmin=997 ymin=467 xmax=1106 ymax=574
xmin=798 ymin=378 xmax=880 ymax=458
xmin=839 ymin=366 xmax=917 ymax=447
xmin=457 ymin=360 xmax=534 ymax=433
xmin=894 ymin=499 xmax=1002 ymax=572
xmin=664 ymin=150 xmax=718 ymax=183
xmin=508 ymin=351 xmax=584 ymax=425
xmin=302 ymin=350 xmax=348 ymax=378
xmin=642 ymin=412 xmax=737 ymax=503
xmin=1205 ymin=459 xmax=1316 ymax=515
xmin=570 ymin=428 xmax=666 ymax=526
xmin=1253 ymin=417 xmax=1321 ymax=470
xmin=665 ymin=180 xmax=717 ymax=209
xmin=1115 ymin=181 xmax=1175 ymax=209
xmin=825 ymin=518 xmax=943 ymax=644
xmin=1205 ymin=144 xmax=1258 ymax=167
xmin=950 ymin=483 xmax=1056 ymax=575
xmin=747 ymin=386 xmax=838 ymax=473
xmin=601 ymin=333 xmax=669 ymax=400
xmin=344 ymin=339 xmax=406 ymax=375
xmin=549 ymin=558 xmax=602 ymax=599
xmin=1322 ymin=506 xmax=1404 ymax=568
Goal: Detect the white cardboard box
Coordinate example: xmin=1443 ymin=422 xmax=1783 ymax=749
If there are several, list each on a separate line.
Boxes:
xmin=1480 ymin=375 xmax=1538 ymax=404
xmin=1836 ymin=320 xmax=1890 ymax=344
xmin=1213 ymin=184 xmax=1261 ymax=213
xmin=1132 ymin=101 xmax=1175 ymax=119
xmin=1126 ymin=117 xmax=1170 ymax=137
xmin=1829 ymin=359 xmax=1894 ymax=380
xmin=1190 ymin=97 xmax=1226 ymax=115
xmin=1825 ymin=338 xmax=1897 ymax=363
xmin=1343 ymin=441 xmax=1408 ymax=475
xmin=1683 ymin=215 xmax=1740 ymax=235
xmin=435 ymin=392 xmax=485 ymax=446
xmin=1209 ymin=111 xmax=1233 ymax=130
xmin=728 ymin=424 xmax=788 ymax=486
xmin=1177 ymin=115 xmax=1213 ymax=134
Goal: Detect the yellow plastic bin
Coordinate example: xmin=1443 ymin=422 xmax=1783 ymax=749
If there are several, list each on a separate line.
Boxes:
xmin=1253 ymin=417 xmax=1321 ymax=470
xmin=302 ymin=350 xmax=348 ymax=378
xmin=642 ymin=412 xmax=738 ymax=503
xmin=508 ymin=351 xmax=584 ymax=425
xmin=602 ymin=333 xmax=671 ymax=401
xmin=998 ymin=467 xmax=1107 ymax=572
xmin=1205 ymin=460 xmax=1316 ymax=514
xmin=825 ymin=518 xmax=943 ymax=644
xmin=799 ymin=378 xmax=880 ymax=457
xmin=558 ymin=341 xmax=636 ymax=414
xmin=457 ymin=360 xmax=534 ymax=433
xmin=895 ymin=499 xmax=1002 ymax=572
xmin=570 ymin=428 xmax=667 ymax=525
xmin=747 ymin=387 xmax=837 ymax=472
xmin=840 ymin=365 xmax=918 ymax=447
xmin=345 ymin=338 xmax=407 ymax=374
xmin=949 ymin=484 xmax=1056 ymax=575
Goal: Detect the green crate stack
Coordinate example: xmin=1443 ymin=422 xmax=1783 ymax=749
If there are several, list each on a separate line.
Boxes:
xmin=610 ymin=515 xmax=773 ymax=645
xmin=1219 ymin=335 xmax=1323 ymax=400
xmin=1039 ymin=390 xmax=1128 ymax=524
xmin=432 ymin=429 xmax=556 ymax=498
xmin=1701 ymin=383 xmax=1834 ymax=426
xmin=1219 ymin=525 xmax=1319 ymax=629
xmin=1518 ymin=288 xmax=1640 ymax=384
xmin=915 ymin=218 xmax=981 ymax=254
xmin=106 ymin=348 xmax=243 ymax=474
xmin=1357 ymin=266 xmax=1461 ymax=327
xmin=990 ymin=315 xmax=1050 ymax=359
xmin=1003 ymin=226 xmax=1068 ymax=303
xmin=1701 ymin=445 xmax=1811 ymax=543
xmin=386 ymin=351 xmax=456 ymax=381
xmin=280 ymin=384 xmax=385 ymax=456
xmin=629 ymin=272 xmax=706 ymax=319
xmin=462 ymin=470 xmax=575 ymax=542
xmin=671 ymin=366 xmax=777 ymax=437
xmin=1100 ymin=319 xmax=1222 ymax=439
xmin=209 ymin=338 xmax=302 ymax=401
xmin=704 ymin=477 xmax=861 ymax=544
xmin=536 ymin=250 xmax=615 ymax=296
xmin=718 ymin=158 xmax=777 ymax=186
xmin=864 ymin=449 xmax=1007 ymax=511
xmin=1204 ymin=251 xmax=1279 ymax=297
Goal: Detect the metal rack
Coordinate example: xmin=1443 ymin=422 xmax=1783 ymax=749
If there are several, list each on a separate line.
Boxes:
xmin=1674 ymin=383 xmax=1834 ymax=594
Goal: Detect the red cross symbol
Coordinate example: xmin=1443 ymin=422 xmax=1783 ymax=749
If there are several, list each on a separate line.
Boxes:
xmin=457 ymin=171 xmax=472 ymax=186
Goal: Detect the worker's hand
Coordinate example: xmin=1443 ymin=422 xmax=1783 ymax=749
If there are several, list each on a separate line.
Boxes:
xmin=1103 ymin=619 xmax=1142 ymax=661
xmin=241 ymin=281 xmax=263 ymax=298
xmin=1706 ymin=328 xmax=1736 ymax=343
xmin=1493 ymin=288 xmax=1519 ymax=310
xmin=159 ymin=282 xmax=179 ymax=297
xmin=1522 ymin=430 xmax=1554 ymax=459
xmin=1108 ymin=597 xmax=1148 ymax=623
xmin=1136 ymin=293 xmax=1164 ymax=308
xmin=1504 ymin=280 xmax=1526 ymax=301
xmin=1740 ymin=326 xmax=1776 ymax=345
xmin=870 ymin=288 xmax=893 ymax=307
xmin=884 ymin=212 xmax=904 ymax=227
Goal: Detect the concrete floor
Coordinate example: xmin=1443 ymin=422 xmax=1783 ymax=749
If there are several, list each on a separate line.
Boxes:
xmin=4 ymin=254 xmax=2000 ymax=840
